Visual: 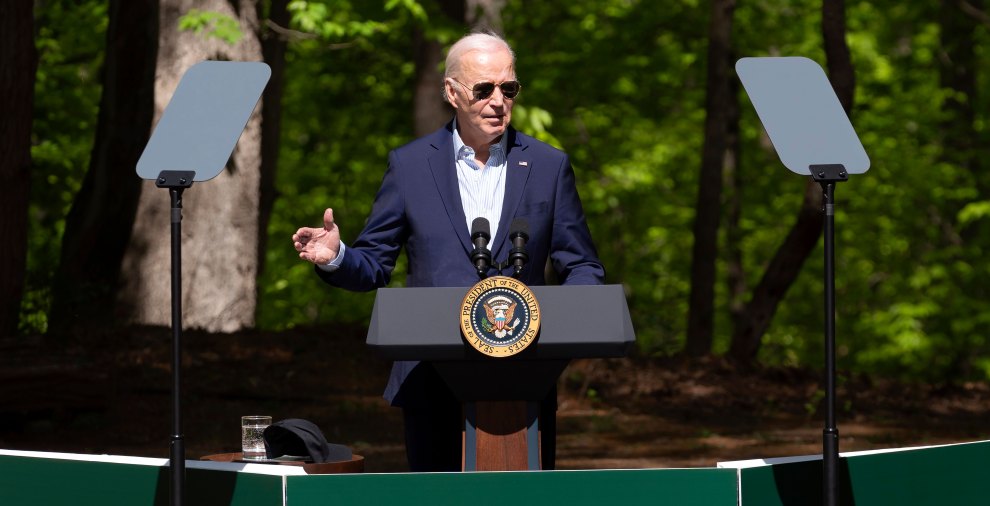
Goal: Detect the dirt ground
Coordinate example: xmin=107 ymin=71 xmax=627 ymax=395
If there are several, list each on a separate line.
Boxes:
xmin=1 ymin=325 xmax=988 ymax=473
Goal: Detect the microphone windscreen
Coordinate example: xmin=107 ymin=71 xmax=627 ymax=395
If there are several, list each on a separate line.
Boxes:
xmin=510 ymin=218 xmax=529 ymax=238
xmin=471 ymin=217 xmax=490 ymax=239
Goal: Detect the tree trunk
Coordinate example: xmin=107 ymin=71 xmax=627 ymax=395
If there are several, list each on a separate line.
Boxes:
xmin=118 ymin=0 xmax=264 ymax=332
xmin=466 ymin=0 xmax=505 ymax=33
xmin=256 ymin=0 xmax=289 ymax=280
xmin=413 ymin=0 xmax=465 ymax=137
xmin=938 ymin=0 xmax=980 ymax=375
xmin=49 ymin=0 xmax=160 ymax=335
xmin=413 ymin=31 xmax=447 ymax=137
xmin=822 ymin=0 xmax=855 ymax=113
xmin=724 ymin=76 xmax=746 ymax=329
xmin=685 ymin=0 xmax=736 ymax=357
xmin=728 ymin=182 xmax=825 ymax=361
xmin=0 ymin=0 xmax=37 ymax=337
xmin=938 ymin=0 xmax=977 ymax=176
xmin=728 ymin=0 xmax=855 ymax=363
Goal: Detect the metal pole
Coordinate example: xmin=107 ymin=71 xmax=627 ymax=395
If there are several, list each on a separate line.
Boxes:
xmin=821 ymin=180 xmax=839 ymax=506
xmin=169 ymin=186 xmax=185 ymax=506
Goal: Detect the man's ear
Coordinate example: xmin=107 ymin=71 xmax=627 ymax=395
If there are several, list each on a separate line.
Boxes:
xmin=443 ymin=79 xmax=460 ymax=109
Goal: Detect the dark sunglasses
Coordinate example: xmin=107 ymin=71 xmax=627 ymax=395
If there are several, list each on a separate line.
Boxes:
xmin=451 ymin=79 xmax=521 ymax=101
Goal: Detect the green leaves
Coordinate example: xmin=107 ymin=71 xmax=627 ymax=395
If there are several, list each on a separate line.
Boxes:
xmin=384 ymin=0 xmax=428 ymax=23
xmin=511 ymin=105 xmax=561 ymax=148
xmin=22 ymin=0 xmax=990 ymax=383
xmin=25 ymin=0 xmax=108 ymax=334
xmin=287 ymin=0 xmax=391 ymax=40
xmin=178 ymin=9 xmax=244 ymax=45
xmin=957 ymin=201 xmax=990 ymax=226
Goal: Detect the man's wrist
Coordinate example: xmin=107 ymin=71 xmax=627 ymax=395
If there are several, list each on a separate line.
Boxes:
xmin=317 ymin=242 xmax=346 ymax=272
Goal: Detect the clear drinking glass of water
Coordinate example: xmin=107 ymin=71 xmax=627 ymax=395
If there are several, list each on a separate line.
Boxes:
xmin=241 ymin=415 xmax=272 ymax=460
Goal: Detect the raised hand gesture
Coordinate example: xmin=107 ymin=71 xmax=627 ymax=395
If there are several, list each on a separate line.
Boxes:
xmin=292 ymin=208 xmax=341 ymax=265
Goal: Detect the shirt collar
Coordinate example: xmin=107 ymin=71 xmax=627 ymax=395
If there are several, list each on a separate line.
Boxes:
xmin=452 ymin=118 xmax=509 ymax=164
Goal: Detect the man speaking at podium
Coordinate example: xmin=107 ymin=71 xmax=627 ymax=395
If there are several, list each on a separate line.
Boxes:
xmin=292 ymin=32 xmax=604 ymax=472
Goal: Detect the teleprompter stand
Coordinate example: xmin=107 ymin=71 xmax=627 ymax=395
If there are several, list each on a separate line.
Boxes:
xmin=811 ymin=163 xmax=846 ymax=506
xmin=136 ymin=61 xmax=270 ymax=506
xmin=157 ymin=170 xmax=194 ymax=506
xmin=737 ymin=57 xmax=870 ymax=506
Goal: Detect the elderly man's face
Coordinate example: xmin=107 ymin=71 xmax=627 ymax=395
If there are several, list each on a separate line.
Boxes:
xmin=446 ymin=47 xmax=516 ymax=146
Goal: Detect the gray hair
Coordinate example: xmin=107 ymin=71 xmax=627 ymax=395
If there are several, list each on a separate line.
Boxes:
xmin=442 ymin=32 xmax=516 ymax=102
xmin=444 ymin=32 xmax=515 ymax=79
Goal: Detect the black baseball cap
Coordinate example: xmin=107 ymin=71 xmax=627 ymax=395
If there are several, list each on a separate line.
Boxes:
xmin=263 ymin=418 xmax=352 ymax=463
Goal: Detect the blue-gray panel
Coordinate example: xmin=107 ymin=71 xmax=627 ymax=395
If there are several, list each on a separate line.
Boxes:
xmin=137 ymin=61 xmax=270 ymax=182
xmin=736 ymin=57 xmax=869 ymax=175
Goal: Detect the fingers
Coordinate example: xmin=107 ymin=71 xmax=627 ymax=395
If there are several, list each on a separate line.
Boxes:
xmin=291 ymin=210 xmax=337 ymax=265
xmin=298 ymin=249 xmax=329 ymax=265
xmin=292 ymin=228 xmax=310 ymax=251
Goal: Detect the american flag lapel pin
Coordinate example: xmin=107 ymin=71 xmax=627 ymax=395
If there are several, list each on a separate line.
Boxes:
xmin=518 ymin=161 xmax=528 ymax=167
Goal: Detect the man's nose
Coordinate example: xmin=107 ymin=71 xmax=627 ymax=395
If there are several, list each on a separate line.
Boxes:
xmin=489 ymin=87 xmax=504 ymax=107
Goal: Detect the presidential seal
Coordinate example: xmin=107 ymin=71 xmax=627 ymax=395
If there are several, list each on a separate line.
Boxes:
xmin=460 ymin=276 xmax=541 ymax=358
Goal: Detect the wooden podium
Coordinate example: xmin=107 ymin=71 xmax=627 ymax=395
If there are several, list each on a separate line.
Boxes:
xmin=367 ymin=284 xmax=635 ymax=471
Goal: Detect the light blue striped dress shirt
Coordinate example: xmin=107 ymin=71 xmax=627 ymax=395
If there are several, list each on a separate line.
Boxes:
xmin=452 ymin=120 xmax=509 ymax=238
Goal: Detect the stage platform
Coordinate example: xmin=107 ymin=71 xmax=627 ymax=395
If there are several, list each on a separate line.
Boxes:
xmin=717 ymin=439 xmax=990 ymax=505
xmin=1 ymin=440 xmax=987 ymax=505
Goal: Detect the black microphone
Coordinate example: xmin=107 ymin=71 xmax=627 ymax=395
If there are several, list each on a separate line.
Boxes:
xmin=470 ymin=217 xmax=492 ymax=278
xmin=508 ymin=218 xmax=529 ymax=278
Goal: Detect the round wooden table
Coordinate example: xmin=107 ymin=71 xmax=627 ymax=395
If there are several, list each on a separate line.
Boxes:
xmin=200 ymin=452 xmax=364 ymax=475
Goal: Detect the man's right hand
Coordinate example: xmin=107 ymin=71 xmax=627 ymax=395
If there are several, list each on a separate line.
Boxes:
xmin=292 ymin=208 xmax=341 ymax=265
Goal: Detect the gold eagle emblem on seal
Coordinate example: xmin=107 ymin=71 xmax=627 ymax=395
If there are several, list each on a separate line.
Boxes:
xmin=459 ymin=276 xmax=541 ymax=357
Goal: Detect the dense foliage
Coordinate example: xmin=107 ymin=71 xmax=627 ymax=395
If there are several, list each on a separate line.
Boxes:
xmin=25 ymin=0 xmax=108 ymax=332
xmin=23 ymin=0 xmax=990 ymax=382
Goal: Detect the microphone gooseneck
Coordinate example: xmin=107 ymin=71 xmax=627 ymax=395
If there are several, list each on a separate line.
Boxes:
xmin=470 ymin=217 xmax=492 ymax=278
xmin=508 ymin=218 xmax=529 ymax=278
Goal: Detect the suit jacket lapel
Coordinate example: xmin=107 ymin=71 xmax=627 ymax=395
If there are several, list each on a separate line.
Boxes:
xmin=493 ymin=127 xmax=532 ymax=259
xmin=428 ymin=122 xmax=474 ymax=255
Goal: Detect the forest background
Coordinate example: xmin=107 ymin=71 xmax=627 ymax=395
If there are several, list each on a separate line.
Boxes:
xmin=3 ymin=0 xmax=990 ymax=400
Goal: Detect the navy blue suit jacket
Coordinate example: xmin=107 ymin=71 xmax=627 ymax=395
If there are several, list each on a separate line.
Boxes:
xmin=317 ymin=122 xmax=604 ymax=405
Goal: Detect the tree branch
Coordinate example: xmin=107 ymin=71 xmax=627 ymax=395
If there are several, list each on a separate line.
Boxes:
xmin=264 ymin=19 xmax=355 ymax=49
xmin=959 ymin=0 xmax=990 ymax=27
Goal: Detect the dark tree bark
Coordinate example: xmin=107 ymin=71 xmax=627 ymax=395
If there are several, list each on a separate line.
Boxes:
xmin=685 ymin=0 xmax=736 ymax=357
xmin=822 ymin=0 xmax=856 ymax=113
xmin=938 ymin=0 xmax=978 ymax=176
xmin=728 ymin=182 xmax=826 ymax=362
xmin=256 ymin=0 xmax=289 ymax=281
xmin=413 ymin=0 xmax=465 ymax=136
xmin=466 ymin=0 xmax=505 ymax=33
xmin=724 ymin=76 xmax=746 ymax=330
xmin=412 ymin=32 xmax=451 ymax=137
xmin=728 ymin=0 xmax=855 ymax=363
xmin=49 ymin=0 xmax=160 ymax=334
xmin=938 ymin=0 xmax=980 ymax=375
xmin=0 ymin=0 xmax=37 ymax=336
xmin=119 ymin=0 xmax=264 ymax=332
